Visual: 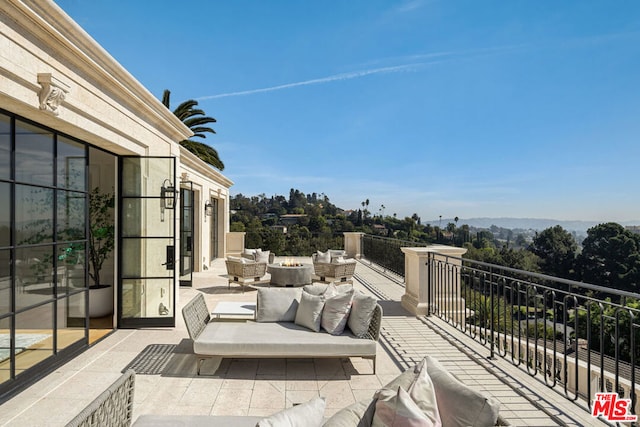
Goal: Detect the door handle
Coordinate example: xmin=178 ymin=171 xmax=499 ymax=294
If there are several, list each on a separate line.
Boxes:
xmin=163 ymin=245 xmax=175 ymax=270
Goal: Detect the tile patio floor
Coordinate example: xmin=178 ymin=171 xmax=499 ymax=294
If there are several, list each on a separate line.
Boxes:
xmin=0 ymin=257 xmax=601 ymax=426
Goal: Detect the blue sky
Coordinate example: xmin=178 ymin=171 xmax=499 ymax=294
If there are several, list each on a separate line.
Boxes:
xmin=55 ymin=0 xmax=640 ymax=222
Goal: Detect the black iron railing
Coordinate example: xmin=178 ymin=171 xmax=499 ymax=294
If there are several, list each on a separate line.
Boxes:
xmin=433 ymin=254 xmax=639 ymax=416
xmin=361 ymin=234 xmax=427 ymax=276
xmin=360 ymin=234 xmax=639 ymax=417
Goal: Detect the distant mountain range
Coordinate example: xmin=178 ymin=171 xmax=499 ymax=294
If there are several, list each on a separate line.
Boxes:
xmin=425 ymin=217 xmax=640 ymax=233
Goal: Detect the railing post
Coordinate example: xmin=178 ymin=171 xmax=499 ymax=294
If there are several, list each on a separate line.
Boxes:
xmin=225 ymin=231 xmax=245 ymax=257
xmin=401 ymin=247 xmax=431 ymax=316
xmin=401 ymin=245 xmax=467 ymax=317
xmin=343 ymin=232 xmax=364 ymax=259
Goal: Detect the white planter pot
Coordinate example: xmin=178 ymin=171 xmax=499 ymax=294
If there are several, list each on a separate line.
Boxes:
xmin=89 ymin=285 xmax=114 ymax=318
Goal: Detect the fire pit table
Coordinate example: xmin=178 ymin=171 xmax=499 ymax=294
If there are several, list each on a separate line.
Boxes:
xmin=267 ymin=263 xmax=313 ymax=287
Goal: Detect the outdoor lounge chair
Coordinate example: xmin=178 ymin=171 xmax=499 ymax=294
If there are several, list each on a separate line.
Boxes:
xmin=225 ymin=256 xmax=269 ymax=292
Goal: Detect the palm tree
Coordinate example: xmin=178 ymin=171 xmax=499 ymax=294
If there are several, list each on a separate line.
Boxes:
xmin=162 ymin=90 xmax=224 ymax=170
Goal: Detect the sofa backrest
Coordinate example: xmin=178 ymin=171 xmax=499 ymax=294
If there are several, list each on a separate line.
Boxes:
xmin=65 ymin=369 xmax=135 ymax=427
xmin=182 ymin=293 xmax=211 ymax=340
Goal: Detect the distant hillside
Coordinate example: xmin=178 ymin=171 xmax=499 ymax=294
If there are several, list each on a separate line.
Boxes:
xmin=425 ymin=217 xmax=640 ymax=233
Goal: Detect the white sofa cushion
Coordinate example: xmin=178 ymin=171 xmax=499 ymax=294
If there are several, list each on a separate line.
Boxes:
xmin=256 ymin=396 xmax=326 ymax=427
xmin=194 ymin=321 xmax=376 ymax=357
xmin=348 ymin=291 xmax=378 ymax=338
xmin=295 ymin=291 xmax=325 ymax=332
xmin=228 ymin=255 xmax=253 ymax=264
xmin=256 ymin=288 xmax=302 ymax=322
xmin=321 ymin=289 xmax=354 ymax=335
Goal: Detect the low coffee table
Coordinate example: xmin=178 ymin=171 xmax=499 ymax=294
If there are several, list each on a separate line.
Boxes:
xmin=267 ymin=263 xmax=313 ymax=287
xmin=211 ymin=301 xmax=256 ymax=319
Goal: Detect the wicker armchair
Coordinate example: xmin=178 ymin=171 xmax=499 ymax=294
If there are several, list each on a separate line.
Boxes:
xmin=241 ymin=248 xmax=275 ymax=263
xmin=225 ymin=257 xmax=269 ymax=292
xmin=311 ymin=253 xmax=356 ymax=284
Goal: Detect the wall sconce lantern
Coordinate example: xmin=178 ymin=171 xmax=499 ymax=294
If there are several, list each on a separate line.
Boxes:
xmin=204 ymin=200 xmax=214 ymax=219
xmin=160 ymin=179 xmax=177 ymax=222
xmin=161 ymin=179 xmax=177 ymax=210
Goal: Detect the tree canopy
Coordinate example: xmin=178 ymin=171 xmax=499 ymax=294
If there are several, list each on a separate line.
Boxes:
xmin=162 ymin=90 xmax=224 ymax=171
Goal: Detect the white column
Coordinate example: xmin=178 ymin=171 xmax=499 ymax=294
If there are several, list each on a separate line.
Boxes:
xmin=343 ymin=232 xmax=364 ymax=259
xmin=401 ymin=245 xmax=467 ymax=317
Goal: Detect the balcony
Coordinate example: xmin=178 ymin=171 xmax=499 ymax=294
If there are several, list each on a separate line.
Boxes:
xmin=0 ymin=238 xmax=628 ymax=425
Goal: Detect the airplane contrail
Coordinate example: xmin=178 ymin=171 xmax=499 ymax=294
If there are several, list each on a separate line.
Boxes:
xmin=195 ymin=62 xmax=428 ymax=100
xmin=195 ymin=43 xmax=528 ymax=101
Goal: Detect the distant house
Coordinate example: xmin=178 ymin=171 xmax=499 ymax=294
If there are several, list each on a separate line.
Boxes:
xmin=271 ymin=225 xmax=288 ymax=234
xmin=280 ymin=214 xmax=307 ymax=225
xmin=372 ymin=224 xmax=388 ymax=236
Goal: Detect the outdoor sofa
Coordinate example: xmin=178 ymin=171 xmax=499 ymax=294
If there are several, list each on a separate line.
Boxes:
xmin=68 ymin=357 xmax=508 ymax=426
xmin=182 ymin=285 xmax=382 ymax=375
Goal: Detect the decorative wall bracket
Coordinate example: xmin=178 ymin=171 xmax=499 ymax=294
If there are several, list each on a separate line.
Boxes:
xmin=37 ymin=73 xmax=70 ymax=116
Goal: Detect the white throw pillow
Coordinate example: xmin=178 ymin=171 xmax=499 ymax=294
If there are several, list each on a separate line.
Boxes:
xmin=425 ymin=356 xmax=500 ymax=427
xmin=328 ymin=249 xmax=346 ymax=260
xmin=255 ymin=249 xmax=271 ymax=263
xmin=256 ymin=288 xmax=302 ymax=322
xmin=409 ymin=358 xmax=443 ymax=426
xmin=243 ymin=248 xmax=258 ymax=259
xmin=322 ymin=283 xmax=353 ymax=299
xmin=321 ymin=288 xmax=354 ymax=335
xmin=295 ymin=291 xmax=325 ymax=332
xmin=347 ymin=291 xmax=378 ymax=338
xmin=372 ymin=387 xmax=432 ymax=427
xmin=256 ymin=396 xmax=326 ymax=427
xmin=316 ymin=250 xmax=331 ymax=263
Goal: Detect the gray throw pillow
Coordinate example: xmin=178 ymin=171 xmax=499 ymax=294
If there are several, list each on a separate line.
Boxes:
xmin=425 ymin=356 xmax=500 ymax=427
xmin=303 ymin=283 xmax=330 ymax=296
xmin=256 ymin=288 xmax=302 ymax=322
xmin=347 ymin=291 xmax=377 ymax=338
xmin=295 ymin=291 xmax=325 ymax=332
xmin=321 ymin=289 xmax=354 ymax=335
xmin=256 ymin=396 xmax=326 ymax=427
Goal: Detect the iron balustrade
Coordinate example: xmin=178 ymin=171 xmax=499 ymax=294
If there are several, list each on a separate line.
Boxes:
xmin=432 ymin=254 xmax=639 ymax=417
xmin=362 ymin=234 xmax=427 ymax=276
xmin=360 ymin=234 xmax=639 ymax=418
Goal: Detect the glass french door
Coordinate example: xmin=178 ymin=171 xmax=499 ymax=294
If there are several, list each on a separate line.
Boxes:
xmin=209 ymin=197 xmax=219 ymax=260
xmin=179 ymin=184 xmax=193 ymax=287
xmin=118 ymin=156 xmax=176 ymax=328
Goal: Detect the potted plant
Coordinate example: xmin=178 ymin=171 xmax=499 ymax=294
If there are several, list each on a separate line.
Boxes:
xmin=87 ymin=187 xmax=115 ymax=317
